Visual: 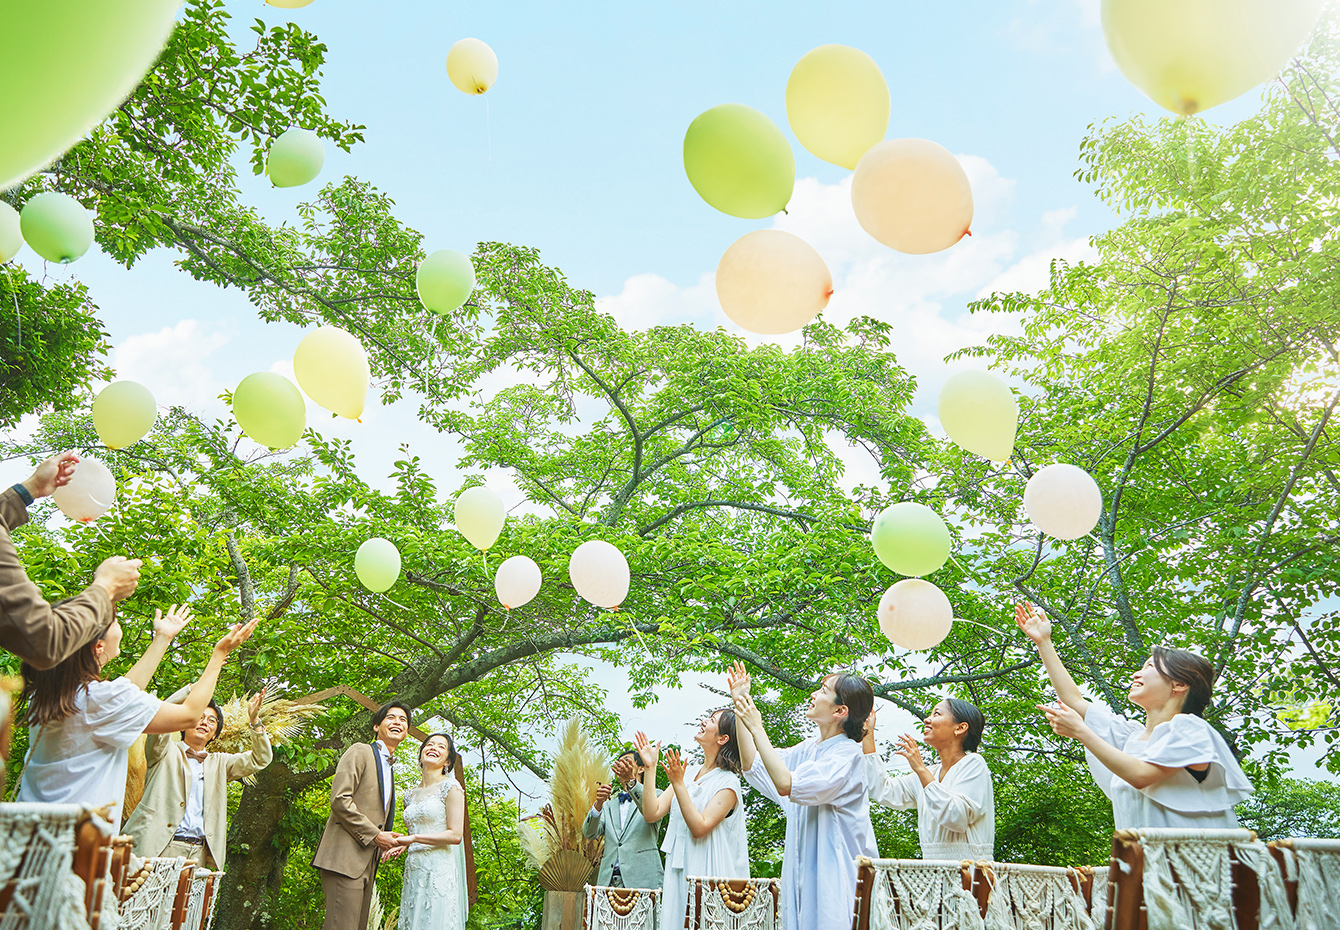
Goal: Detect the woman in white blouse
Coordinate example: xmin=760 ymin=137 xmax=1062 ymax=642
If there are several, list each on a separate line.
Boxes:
xmin=633 ymin=706 xmax=749 ymax=930
xmin=1017 ymin=602 xmax=1252 ymax=828
xmin=18 ymin=606 xmax=261 ymax=830
xmin=863 ymin=698 xmax=995 ymax=861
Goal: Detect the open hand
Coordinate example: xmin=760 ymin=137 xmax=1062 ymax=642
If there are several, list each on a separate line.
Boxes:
xmin=662 ymin=747 xmax=687 ymax=784
xmin=214 ymin=615 xmax=262 ymax=656
xmin=732 ymin=693 xmax=763 ymax=735
xmin=1015 ymin=602 xmax=1052 ymax=645
xmin=22 ymin=452 xmax=80 ymax=499
xmin=633 ymin=731 xmax=659 ymax=771
xmin=727 ymin=660 xmax=752 ymax=700
xmin=248 ymin=687 xmax=267 ymax=726
xmin=381 ymin=846 xmax=405 ymax=863
xmin=895 ymin=734 xmax=929 ymax=773
xmin=1037 ymin=701 xmax=1087 ymax=741
xmin=153 ymin=604 xmax=193 ymax=641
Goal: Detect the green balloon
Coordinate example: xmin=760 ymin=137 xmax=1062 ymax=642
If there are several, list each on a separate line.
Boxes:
xmin=266 ymin=128 xmax=325 ymax=188
xmin=0 ymin=202 xmax=22 ymax=263
xmin=416 ymin=249 xmax=476 ymax=315
xmin=355 ymin=537 xmax=401 ymax=593
xmin=20 ymin=192 xmax=94 ymax=263
xmin=683 ymin=104 xmax=795 ymax=219
xmin=232 ymin=371 xmax=306 ymax=449
xmin=0 ymin=0 xmax=182 ymax=191
xmin=871 ymin=502 xmax=952 ymax=577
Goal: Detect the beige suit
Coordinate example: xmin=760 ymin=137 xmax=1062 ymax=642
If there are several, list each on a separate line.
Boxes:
xmin=0 ymin=486 xmax=112 ymax=669
xmin=122 ymin=687 xmax=272 ymax=870
xmin=312 ymin=742 xmax=395 ymax=930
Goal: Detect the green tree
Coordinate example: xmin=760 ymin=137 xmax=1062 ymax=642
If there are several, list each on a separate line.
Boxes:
xmin=1236 ymin=776 xmax=1340 ymax=840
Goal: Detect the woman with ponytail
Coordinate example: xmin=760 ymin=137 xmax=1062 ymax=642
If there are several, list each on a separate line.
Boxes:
xmin=1017 ymin=602 xmax=1251 ymax=828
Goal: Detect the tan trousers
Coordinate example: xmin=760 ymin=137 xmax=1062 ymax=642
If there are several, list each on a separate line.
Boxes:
xmin=318 ymin=856 xmax=378 ymax=930
xmin=159 ymin=839 xmax=218 ymax=871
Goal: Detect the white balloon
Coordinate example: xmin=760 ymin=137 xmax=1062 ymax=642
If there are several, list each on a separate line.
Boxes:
xmin=1024 ymin=463 xmax=1104 ymax=541
xmin=568 ymin=540 xmax=629 ymax=609
xmin=454 ymin=486 xmax=505 ymax=551
xmin=53 ymin=457 xmax=116 ymax=523
xmin=877 ymin=578 xmax=953 ymax=650
xmin=494 ymin=555 xmax=542 ymax=609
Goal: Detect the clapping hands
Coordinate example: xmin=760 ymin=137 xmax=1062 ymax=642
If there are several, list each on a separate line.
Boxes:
xmin=894 ymin=734 xmax=930 ymax=775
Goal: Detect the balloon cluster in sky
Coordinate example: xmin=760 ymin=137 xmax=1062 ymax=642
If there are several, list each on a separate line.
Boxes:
xmin=0 ymin=0 xmax=1321 ymax=642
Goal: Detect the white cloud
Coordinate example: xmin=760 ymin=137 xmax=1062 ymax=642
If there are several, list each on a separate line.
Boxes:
xmin=596 ymin=271 xmax=720 ymax=331
xmin=113 ymin=320 xmax=232 ymax=416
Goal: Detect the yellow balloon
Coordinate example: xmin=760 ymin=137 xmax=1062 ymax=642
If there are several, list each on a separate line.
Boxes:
xmin=355 ymin=537 xmax=401 ymax=593
xmin=1102 ymin=0 xmax=1322 ymax=115
xmin=937 ymin=370 xmax=1018 ymax=462
xmin=852 ymin=139 xmax=973 ymax=255
xmin=232 ymin=372 xmax=306 ymax=450
xmin=877 ymin=579 xmax=953 ymax=651
xmin=446 ymin=38 xmax=498 ymax=95
xmin=0 ymin=203 xmax=22 ymax=264
xmin=454 ymin=486 xmax=505 ymax=550
xmin=715 ymin=230 xmax=833 ymax=335
xmin=293 ymin=326 xmax=369 ymax=419
xmin=786 ymin=45 xmax=889 ymax=170
xmin=92 ymin=381 xmax=156 ymax=449
xmin=266 ymin=0 xmax=315 ymax=7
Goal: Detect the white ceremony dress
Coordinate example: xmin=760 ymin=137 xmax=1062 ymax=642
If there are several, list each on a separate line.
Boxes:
xmin=660 ymin=767 xmax=750 ymax=930
xmin=864 ymin=752 xmax=995 ymax=861
xmin=1083 ymin=703 xmax=1253 ymax=829
xmin=397 ymin=779 xmax=468 ymax=930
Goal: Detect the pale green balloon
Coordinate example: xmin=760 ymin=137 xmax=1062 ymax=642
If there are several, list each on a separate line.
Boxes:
xmin=0 ymin=202 xmax=21 ymax=263
xmin=937 ymin=370 xmax=1018 ymax=462
xmin=416 ymin=249 xmax=476 ymax=315
xmin=92 ymin=380 xmax=156 ymax=449
xmin=232 ymin=371 xmax=306 ymax=449
xmin=266 ymin=128 xmax=325 ymax=188
xmin=355 ymin=537 xmax=401 ymax=593
xmin=871 ymin=502 xmax=951 ymax=577
xmin=0 ymin=0 xmax=183 ymax=191
xmin=20 ymin=192 xmax=94 ymax=263
xmin=683 ymin=104 xmax=794 ymax=219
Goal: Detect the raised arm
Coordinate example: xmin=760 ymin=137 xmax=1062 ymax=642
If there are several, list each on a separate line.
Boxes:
xmin=1016 ymin=602 xmax=1090 ymax=718
xmin=122 ymin=605 xmax=193 ymax=690
xmin=633 ymin=732 xmax=674 ymax=822
xmin=663 ymin=749 xmax=736 ymax=839
xmin=733 ymin=693 xmax=792 ymax=797
xmin=727 ymin=662 xmax=758 ymax=771
xmin=225 ymin=688 xmax=274 ymax=779
xmin=144 ymin=616 xmax=261 ymax=734
xmin=1038 ymin=702 xmax=1179 ymax=789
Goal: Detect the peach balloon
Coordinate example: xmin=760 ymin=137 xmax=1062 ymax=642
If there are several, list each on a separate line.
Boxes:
xmin=1024 ymin=463 xmax=1104 ymax=541
xmin=715 ymin=230 xmax=833 ymax=335
xmin=851 ymin=139 xmax=973 ymax=255
xmin=877 ymin=578 xmax=953 ymax=650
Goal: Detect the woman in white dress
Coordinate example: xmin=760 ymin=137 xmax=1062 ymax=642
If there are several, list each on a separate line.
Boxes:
xmin=729 ymin=661 xmax=877 ymax=930
xmin=384 ymin=732 xmax=468 ymax=930
xmin=18 ymin=605 xmax=259 ymax=830
xmin=863 ymin=698 xmax=995 ymax=860
xmin=634 ymin=707 xmax=749 ymax=930
xmin=1017 ymin=602 xmax=1252 ymax=828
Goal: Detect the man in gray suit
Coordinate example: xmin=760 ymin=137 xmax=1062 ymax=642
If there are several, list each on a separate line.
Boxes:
xmin=583 ymin=750 xmax=664 ymax=889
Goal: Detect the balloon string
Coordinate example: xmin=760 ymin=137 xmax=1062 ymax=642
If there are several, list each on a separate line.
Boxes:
xmin=4 ymin=265 xmax=18 ymax=350
xmin=953 ymin=617 xmax=1003 ymax=634
xmin=485 ymin=95 xmax=491 ymax=163
xmin=378 ymin=592 xmax=411 ymax=612
xmin=480 ymin=548 xmax=489 ymax=578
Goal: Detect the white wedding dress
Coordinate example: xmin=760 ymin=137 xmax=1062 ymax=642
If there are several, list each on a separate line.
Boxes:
xmin=397 ymin=779 xmax=468 ymax=930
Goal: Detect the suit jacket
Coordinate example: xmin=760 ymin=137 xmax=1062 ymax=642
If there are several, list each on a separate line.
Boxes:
xmin=582 ymin=782 xmax=664 ymax=889
xmin=312 ymin=742 xmax=396 ymax=878
xmin=121 ymin=686 xmax=273 ymax=869
xmin=0 ymin=486 xmax=111 ymax=670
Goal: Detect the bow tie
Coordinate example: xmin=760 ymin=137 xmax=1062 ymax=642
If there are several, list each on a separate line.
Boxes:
xmin=184 ymin=748 xmax=208 ymax=762
xmin=617 ymin=791 xmax=633 ymax=803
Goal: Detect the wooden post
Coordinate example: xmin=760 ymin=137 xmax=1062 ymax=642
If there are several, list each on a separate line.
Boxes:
xmin=540 ymin=889 xmax=585 ymax=930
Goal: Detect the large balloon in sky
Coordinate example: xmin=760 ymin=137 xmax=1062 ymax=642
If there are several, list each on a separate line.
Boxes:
xmin=446 ymin=38 xmax=498 ymax=95
xmin=495 ymin=555 xmax=542 ymax=609
xmin=871 ymin=502 xmax=952 ymax=577
xmin=454 ymin=487 xmax=505 ymax=551
xmin=878 ymin=578 xmax=954 ymax=651
xmin=293 ymin=326 xmax=369 ymax=419
xmin=568 ymin=540 xmax=629 ymax=609
xmin=355 ymin=537 xmax=401 ymax=593
xmin=266 ymin=0 xmax=316 ymax=7
xmin=0 ymin=203 xmax=21 ymax=264
xmin=1024 ymin=464 xmax=1104 ymax=541
xmin=851 ymin=139 xmax=973 ymax=254
xmin=937 ymin=370 xmax=1018 ymax=462
xmin=683 ymin=104 xmax=795 ymax=219
xmin=232 ymin=372 xmax=306 ymax=449
xmin=92 ymin=381 xmax=156 ymax=449
xmin=266 ymin=129 xmax=325 ymax=188
xmin=53 ymin=458 xmax=116 ymax=523
xmin=1102 ymin=0 xmax=1322 ymax=115
xmin=416 ymin=249 xmax=476 ymax=316
xmin=0 ymin=0 xmax=182 ymax=191
xmin=715 ymin=230 xmax=833 ymax=335
xmin=786 ymin=45 xmax=890 ymax=170
xmin=20 ymin=193 xmax=94 ymax=263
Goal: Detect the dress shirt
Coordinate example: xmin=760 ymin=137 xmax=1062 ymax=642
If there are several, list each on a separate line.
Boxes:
xmin=373 ymin=739 xmax=394 ymax=814
xmin=174 ymin=756 xmax=207 ymax=840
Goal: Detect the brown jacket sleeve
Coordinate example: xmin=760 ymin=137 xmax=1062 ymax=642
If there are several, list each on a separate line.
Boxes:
xmin=330 ymin=744 xmax=381 ymax=846
xmin=0 ymin=487 xmax=112 ymax=670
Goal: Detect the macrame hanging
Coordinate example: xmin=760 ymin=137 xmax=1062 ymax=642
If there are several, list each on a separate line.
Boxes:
xmin=584 ymin=884 xmax=657 ymax=930
xmin=981 ymin=862 xmax=1093 ymax=930
xmin=865 ymin=858 xmax=984 ymax=930
xmin=1086 ymin=865 xmax=1108 ymax=930
xmin=182 ymin=869 xmax=224 ymax=930
xmin=114 ymin=856 xmax=187 ymax=930
xmin=1134 ymin=828 xmax=1293 ymax=930
xmin=691 ymin=877 xmax=779 ymax=930
xmin=0 ymin=802 xmax=94 ymax=930
xmin=1282 ymin=838 xmax=1340 ymax=930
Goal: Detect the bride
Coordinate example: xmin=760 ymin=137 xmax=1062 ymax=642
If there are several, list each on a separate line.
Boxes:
xmin=383 ymin=732 xmax=468 ymax=930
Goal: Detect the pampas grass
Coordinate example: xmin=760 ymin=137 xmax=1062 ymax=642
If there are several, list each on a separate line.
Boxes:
xmin=516 ymin=720 xmax=608 ymax=891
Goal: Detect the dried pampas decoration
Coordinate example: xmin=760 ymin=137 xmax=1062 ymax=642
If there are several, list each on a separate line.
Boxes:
xmin=515 ymin=720 xmax=607 ymax=891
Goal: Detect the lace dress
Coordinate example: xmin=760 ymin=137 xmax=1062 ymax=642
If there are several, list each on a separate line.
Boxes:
xmin=397 ymin=779 xmax=468 ymax=930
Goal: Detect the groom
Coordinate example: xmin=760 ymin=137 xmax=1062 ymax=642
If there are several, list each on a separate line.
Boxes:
xmin=583 ymin=750 xmax=664 ymax=889
xmin=313 ymin=700 xmax=411 ymax=930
